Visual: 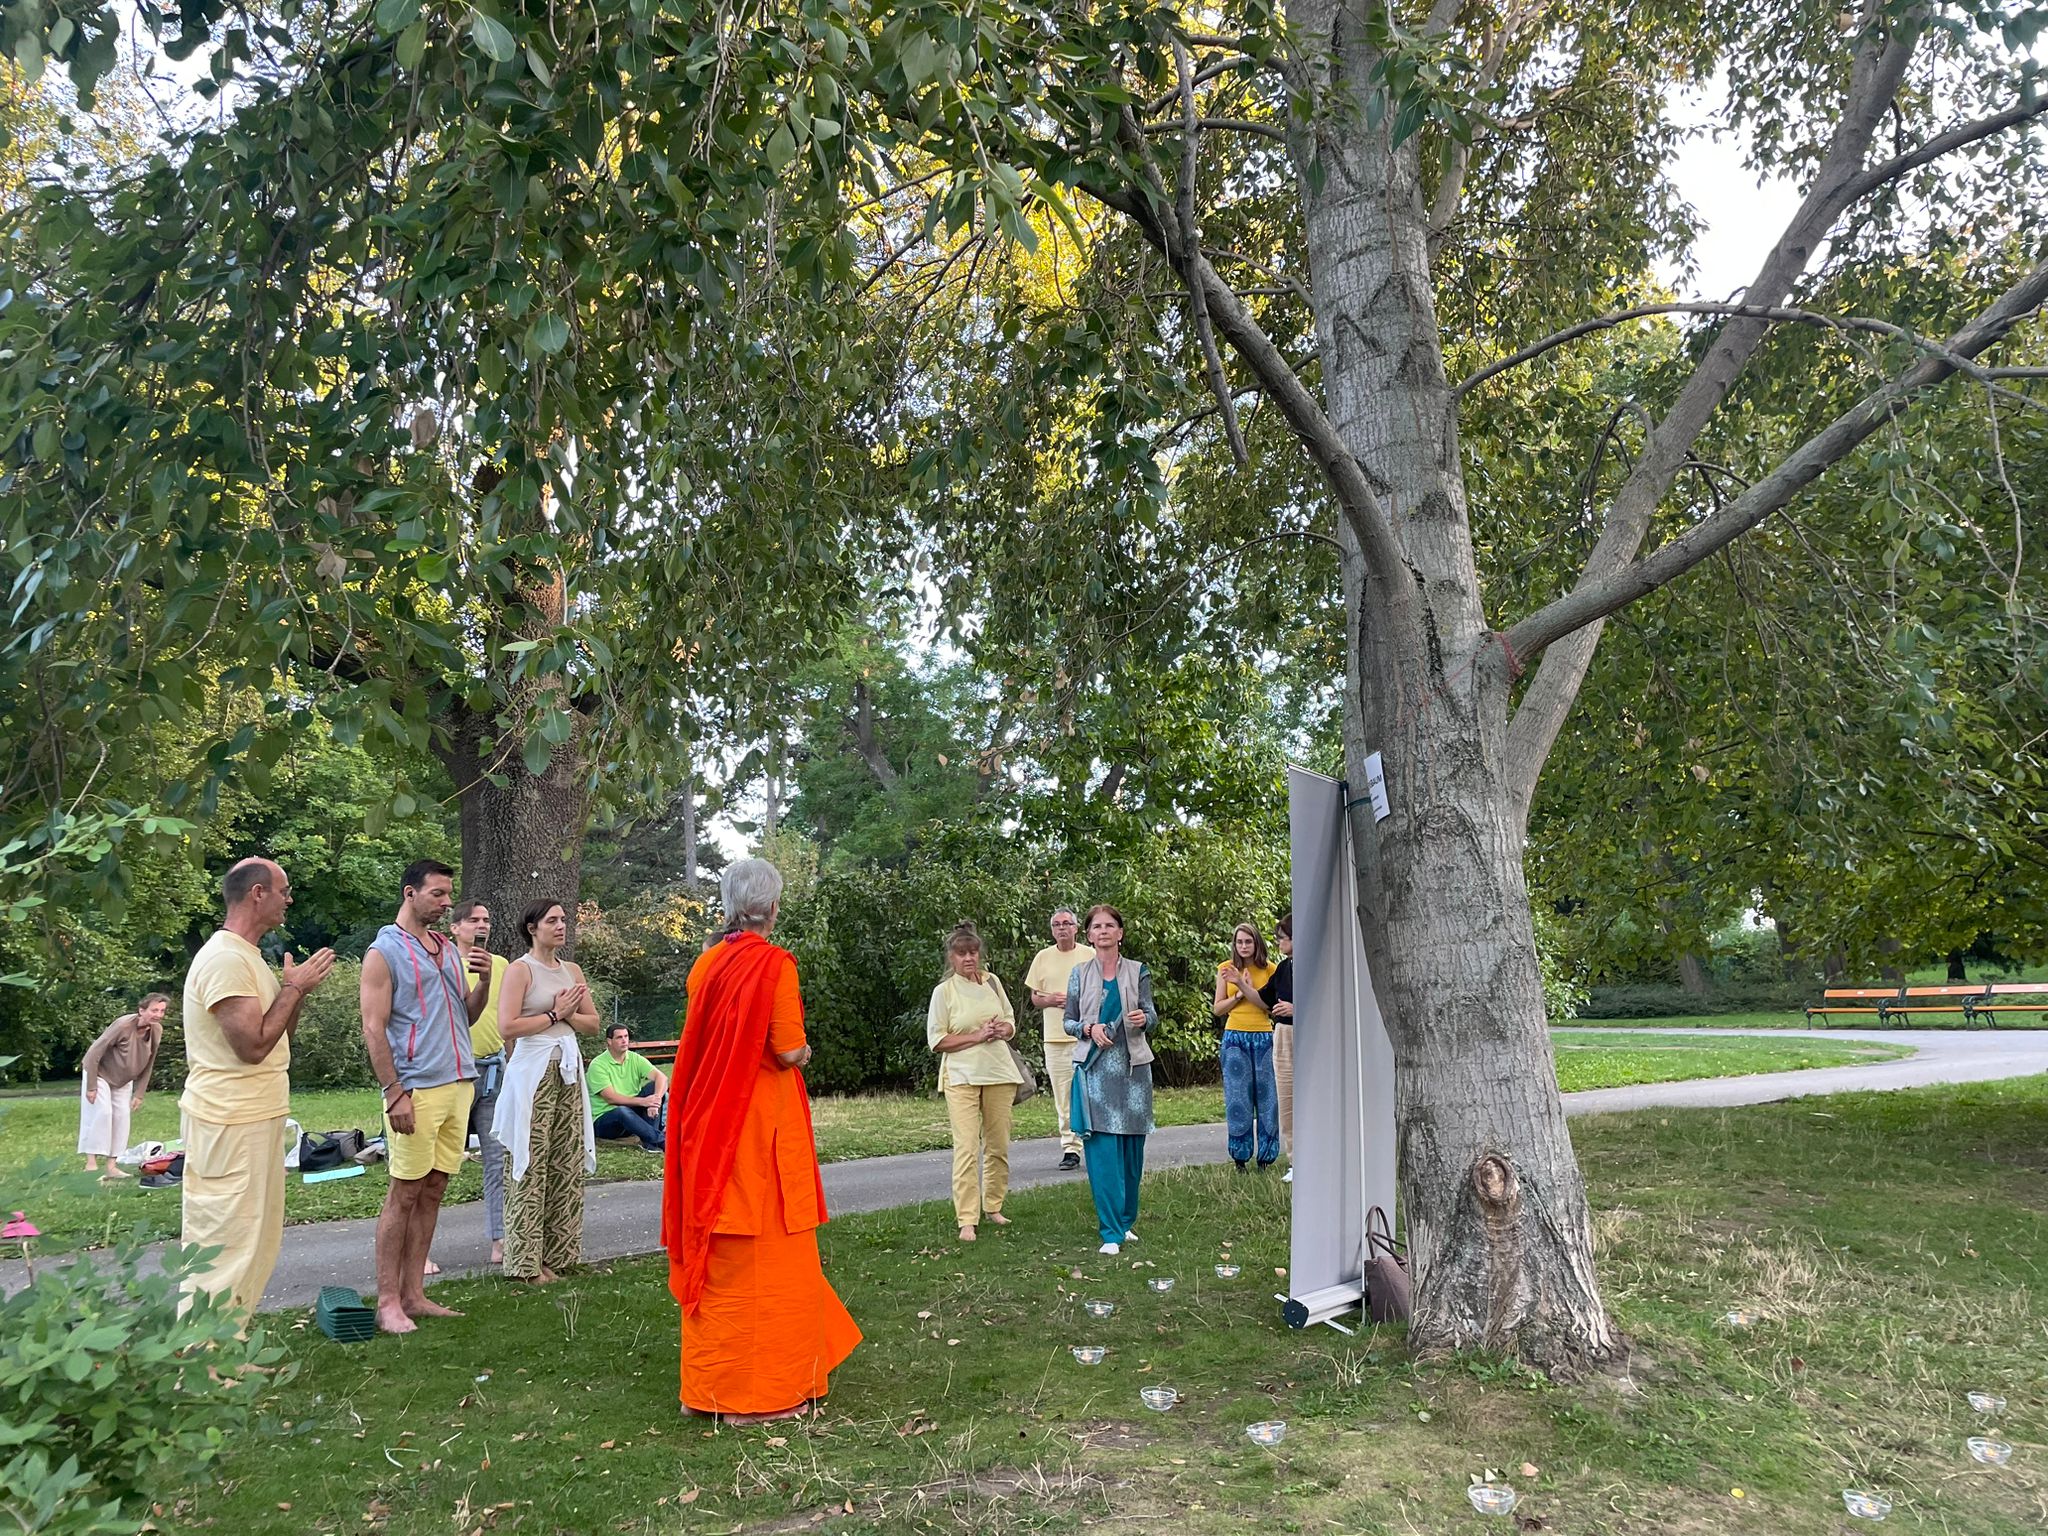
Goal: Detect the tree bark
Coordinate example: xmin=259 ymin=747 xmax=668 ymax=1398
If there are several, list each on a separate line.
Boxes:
xmin=1291 ymin=1 xmax=1619 ymax=1372
xmin=437 ymin=704 xmax=589 ymax=957
xmin=681 ymin=771 xmax=701 ymax=889
xmin=1677 ymin=952 xmax=1710 ymax=997
xmin=435 ymin=511 xmax=590 ymax=954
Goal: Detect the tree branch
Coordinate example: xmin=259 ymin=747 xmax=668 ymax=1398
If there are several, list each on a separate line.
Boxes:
xmin=1838 ymin=94 xmax=2048 ymax=206
xmin=1172 ymin=39 xmax=1249 ymax=468
xmin=846 ymin=678 xmax=900 ymax=790
xmin=1499 ymin=2 xmax=1927 ymax=822
xmin=1457 ymin=300 xmax=2047 ymax=399
xmin=1140 ymin=116 xmax=1290 ymax=143
xmin=1085 ymin=174 xmax=1408 ymax=592
xmin=1499 ymin=252 xmax=2048 ymax=662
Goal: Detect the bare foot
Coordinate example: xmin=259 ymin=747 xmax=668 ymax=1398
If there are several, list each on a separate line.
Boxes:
xmin=539 ymin=1266 xmax=559 ymax=1284
xmin=423 ymin=1259 xmax=441 ymax=1276
xmin=376 ymin=1306 xmax=417 ymax=1335
xmin=957 ymin=1225 xmax=976 ymax=1242
xmin=102 ymin=1165 xmax=131 ymax=1180
xmin=405 ymin=1297 xmax=463 ymax=1319
xmin=985 ymin=1212 xmax=1009 ymax=1225
xmin=718 ymin=1405 xmax=807 ymax=1425
xmin=489 ymin=1242 xmax=503 ymax=1264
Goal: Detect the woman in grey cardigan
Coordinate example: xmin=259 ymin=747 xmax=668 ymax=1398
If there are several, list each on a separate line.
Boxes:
xmin=1063 ymin=904 xmax=1157 ymax=1255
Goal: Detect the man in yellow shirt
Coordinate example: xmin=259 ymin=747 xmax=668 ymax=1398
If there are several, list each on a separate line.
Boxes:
xmin=451 ymin=899 xmax=511 ymax=1264
xmin=1025 ymin=908 xmax=1087 ymax=1170
xmin=179 ymin=857 xmax=336 ymax=1318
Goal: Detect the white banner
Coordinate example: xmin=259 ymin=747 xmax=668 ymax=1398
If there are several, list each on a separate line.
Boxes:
xmin=1284 ymin=766 xmax=1399 ymax=1328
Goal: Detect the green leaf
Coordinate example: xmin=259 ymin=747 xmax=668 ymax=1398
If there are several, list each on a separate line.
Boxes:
xmin=374 ymin=0 xmax=419 ymax=34
xmin=396 ymin=20 xmax=429 ymax=68
xmin=469 ymin=9 xmax=517 ymax=65
xmin=525 ymin=314 xmax=570 ymax=355
xmin=521 ymin=733 xmax=554 ymax=778
xmin=765 ymin=121 xmax=798 ymax=170
xmin=524 ymin=42 xmax=553 ymax=88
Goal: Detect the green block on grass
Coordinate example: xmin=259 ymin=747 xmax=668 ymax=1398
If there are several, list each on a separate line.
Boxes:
xmin=315 ymin=1286 xmax=376 ymax=1344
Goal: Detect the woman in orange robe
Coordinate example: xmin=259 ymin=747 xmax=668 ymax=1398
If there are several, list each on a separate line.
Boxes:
xmin=662 ymin=858 xmax=861 ymax=1421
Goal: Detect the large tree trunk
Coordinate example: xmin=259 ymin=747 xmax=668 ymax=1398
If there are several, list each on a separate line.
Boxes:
xmin=1294 ymin=0 xmax=1619 ymax=1372
xmin=438 ymin=705 xmax=589 ymax=956
xmin=1677 ymin=952 xmax=1710 ymax=997
xmin=437 ymin=522 xmax=590 ymax=954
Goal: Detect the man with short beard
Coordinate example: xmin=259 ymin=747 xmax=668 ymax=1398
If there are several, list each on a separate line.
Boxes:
xmin=361 ymin=859 xmax=491 ymax=1335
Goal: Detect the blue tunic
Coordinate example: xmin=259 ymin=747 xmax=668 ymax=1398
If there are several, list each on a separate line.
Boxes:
xmin=1069 ymin=977 xmax=1155 ymax=1137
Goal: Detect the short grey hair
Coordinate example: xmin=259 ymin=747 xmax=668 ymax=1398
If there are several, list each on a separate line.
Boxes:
xmin=1050 ymin=907 xmax=1078 ymax=923
xmin=722 ymin=858 xmax=784 ymax=929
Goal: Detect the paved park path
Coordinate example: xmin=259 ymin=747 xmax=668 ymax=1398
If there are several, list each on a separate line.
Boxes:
xmin=9 ymin=1028 xmax=2046 ymax=1311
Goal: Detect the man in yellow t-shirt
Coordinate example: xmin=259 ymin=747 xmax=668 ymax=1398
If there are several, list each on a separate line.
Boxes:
xmin=451 ymin=899 xmax=512 ymax=1264
xmin=179 ymin=857 xmax=336 ymax=1317
xmin=1025 ymin=908 xmax=1087 ymax=1169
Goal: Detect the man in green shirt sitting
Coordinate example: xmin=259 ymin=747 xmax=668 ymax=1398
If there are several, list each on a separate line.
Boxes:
xmin=587 ymin=1023 xmax=667 ymax=1151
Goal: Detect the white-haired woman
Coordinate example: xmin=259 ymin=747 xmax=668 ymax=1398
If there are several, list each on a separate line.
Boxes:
xmin=664 ymin=858 xmax=861 ymax=1422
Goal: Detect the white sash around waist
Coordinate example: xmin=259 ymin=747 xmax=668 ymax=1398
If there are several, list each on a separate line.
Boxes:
xmin=495 ymin=1027 xmax=596 ymax=1181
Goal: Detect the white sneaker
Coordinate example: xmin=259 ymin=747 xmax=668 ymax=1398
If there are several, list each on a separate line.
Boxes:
xmin=1123 ymin=1229 xmax=1138 ymax=1241
xmin=1282 ymin=1169 xmax=1293 ymax=1183
xmin=1098 ymin=1242 xmax=1121 ymax=1256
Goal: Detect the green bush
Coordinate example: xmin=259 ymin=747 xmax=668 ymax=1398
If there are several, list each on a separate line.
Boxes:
xmin=0 ymin=1228 xmax=292 ymax=1533
xmin=1578 ymin=980 xmax=1816 ymax=1018
xmin=0 ymin=1056 xmax=292 ymax=1534
xmin=759 ymin=821 xmax=1291 ymax=1094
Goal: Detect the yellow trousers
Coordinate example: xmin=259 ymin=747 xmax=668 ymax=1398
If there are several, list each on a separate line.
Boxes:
xmin=1043 ymin=1039 xmax=1082 ymax=1155
xmin=179 ymin=1112 xmax=288 ymax=1319
xmin=944 ymin=1082 xmax=1013 ymax=1225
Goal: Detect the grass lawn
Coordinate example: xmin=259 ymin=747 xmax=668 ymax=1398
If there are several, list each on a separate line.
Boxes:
xmin=157 ymin=1075 xmax=2047 ymax=1535
xmin=4 ymin=1032 xmax=1909 ymax=1247
xmin=1548 ymin=1029 xmax=1908 ymax=1089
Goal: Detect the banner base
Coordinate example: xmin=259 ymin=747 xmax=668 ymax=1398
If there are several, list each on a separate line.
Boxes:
xmin=1280 ymin=1281 xmax=1365 ymax=1331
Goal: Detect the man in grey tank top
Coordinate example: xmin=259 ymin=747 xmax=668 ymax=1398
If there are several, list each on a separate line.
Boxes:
xmin=361 ymin=858 xmax=491 ymax=1335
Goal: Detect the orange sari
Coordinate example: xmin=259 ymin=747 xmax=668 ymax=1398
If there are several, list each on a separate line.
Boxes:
xmin=663 ymin=933 xmax=861 ymax=1415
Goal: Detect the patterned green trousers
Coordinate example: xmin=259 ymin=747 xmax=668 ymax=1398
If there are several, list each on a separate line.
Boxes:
xmin=506 ymin=1062 xmax=586 ymax=1278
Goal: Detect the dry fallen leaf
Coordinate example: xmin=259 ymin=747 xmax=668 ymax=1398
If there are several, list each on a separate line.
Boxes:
xmin=765 ymin=1436 xmax=788 ymax=1448
xmin=678 ymin=1489 xmax=700 ymax=1506
xmin=599 ymin=1439 xmax=616 ymax=1450
xmin=917 ymin=1310 xmax=933 ymax=1320
xmin=1520 ymin=1463 xmax=1539 ymax=1478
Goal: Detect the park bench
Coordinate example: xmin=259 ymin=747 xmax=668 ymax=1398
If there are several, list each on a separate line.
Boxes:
xmin=633 ymin=1037 xmax=681 ymax=1066
xmin=1806 ymin=983 xmax=2048 ymax=1025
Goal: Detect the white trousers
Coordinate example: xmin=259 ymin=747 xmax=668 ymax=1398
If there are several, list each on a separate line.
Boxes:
xmin=77 ymin=1077 xmax=135 ymax=1157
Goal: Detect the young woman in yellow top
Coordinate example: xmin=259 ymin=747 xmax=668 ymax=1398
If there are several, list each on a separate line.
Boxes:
xmin=1212 ymin=923 xmax=1279 ymax=1170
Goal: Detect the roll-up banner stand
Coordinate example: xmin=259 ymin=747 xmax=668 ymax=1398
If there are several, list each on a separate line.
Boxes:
xmin=1282 ymin=766 xmax=1399 ymax=1330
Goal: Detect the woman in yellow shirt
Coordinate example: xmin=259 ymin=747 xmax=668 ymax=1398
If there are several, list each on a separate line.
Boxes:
xmin=1212 ymin=923 xmax=1279 ymax=1170
xmin=926 ymin=922 xmax=1023 ymax=1242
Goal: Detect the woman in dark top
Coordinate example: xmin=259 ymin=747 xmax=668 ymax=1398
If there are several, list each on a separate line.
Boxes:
xmin=1264 ymin=915 xmax=1296 ymax=1174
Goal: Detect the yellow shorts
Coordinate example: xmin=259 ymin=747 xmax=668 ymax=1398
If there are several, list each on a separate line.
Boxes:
xmin=385 ymin=1080 xmax=476 ymax=1180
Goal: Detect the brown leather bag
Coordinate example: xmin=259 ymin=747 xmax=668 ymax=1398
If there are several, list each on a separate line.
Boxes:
xmin=1364 ymin=1205 xmax=1411 ymax=1324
